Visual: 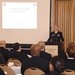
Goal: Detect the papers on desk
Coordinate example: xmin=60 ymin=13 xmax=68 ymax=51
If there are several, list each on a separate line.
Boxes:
xmin=45 ymin=45 xmax=58 ymax=57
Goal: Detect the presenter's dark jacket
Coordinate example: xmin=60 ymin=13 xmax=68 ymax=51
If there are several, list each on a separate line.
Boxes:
xmin=21 ymin=56 xmax=49 ymax=75
xmin=47 ymin=31 xmax=64 ymax=42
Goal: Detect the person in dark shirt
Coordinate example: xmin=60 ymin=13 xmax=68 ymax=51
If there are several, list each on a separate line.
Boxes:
xmin=64 ymin=46 xmax=75 ymax=70
xmin=0 ymin=40 xmax=9 ymax=62
xmin=8 ymin=42 xmax=28 ymax=63
xmin=0 ymin=68 xmax=5 ymax=75
xmin=47 ymin=25 xmax=64 ymax=42
xmin=38 ymin=41 xmax=52 ymax=61
xmin=21 ymin=44 xmax=49 ymax=75
xmin=48 ymin=56 xmax=65 ymax=75
xmin=0 ymin=53 xmax=6 ymax=64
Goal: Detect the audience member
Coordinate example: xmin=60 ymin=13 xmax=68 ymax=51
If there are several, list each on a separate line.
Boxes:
xmin=68 ymin=42 xmax=75 ymax=48
xmin=59 ymin=42 xmax=75 ymax=60
xmin=8 ymin=42 xmax=28 ymax=63
xmin=48 ymin=56 xmax=64 ymax=75
xmin=0 ymin=68 xmax=5 ymax=75
xmin=38 ymin=41 xmax=52 ymax=61
xmin=0 ymin=40 xmax=9 ymax=62
xmin=64 ymin=46 xmax=75 ymax=70
xmin=68 ymin=42 xmax=75 ymax=54
xmin=0 ymin=53 xmax=6 ymax=64
xmin=21 ymin=44 xmax=50 ymax=75
xmin=59 ymin=51 xmax=67 ymax=60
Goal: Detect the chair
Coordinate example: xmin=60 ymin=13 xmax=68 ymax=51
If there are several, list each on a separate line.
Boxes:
xmin=24 ymin=67 xmax=45 ymax=75
xmin=0 ymin=64 xmax=15 ymax=75
xmin=61 ymin=69 xmax=75 ymax=75
xmin=7 ymin=58 xmax=22 ymax=66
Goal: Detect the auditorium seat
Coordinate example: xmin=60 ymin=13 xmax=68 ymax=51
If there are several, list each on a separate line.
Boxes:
xmin=24 ymin=67 xmax=45 ymax=75
xmin=7 ymin=58 xmax=22 ymax=66
xmin=0 ymin=64 xmax=15 ymax=75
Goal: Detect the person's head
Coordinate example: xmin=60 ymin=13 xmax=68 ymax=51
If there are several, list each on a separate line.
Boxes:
xmin=38 ymin=41 xmax=45 ymax=51
xmin=49 ymin=56 xmax=64 ymax=73
xmin=54 ymin=25 xmax=59 ymax=31
xmin=30 ymin=44 xmax=41 ymax=56
xmin=13 ymin=42 xmax=21 ymax=52
xmin=68 ymin=42 xmax=75 ymax=48
xmin=0 ymin=40 xmax=6 ymax=48
xmin=66 ymin=47 xmax=75 ymax=58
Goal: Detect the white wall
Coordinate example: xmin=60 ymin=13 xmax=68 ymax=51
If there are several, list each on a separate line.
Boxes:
xmin=0 ymin=0 xmax=50 ymax=44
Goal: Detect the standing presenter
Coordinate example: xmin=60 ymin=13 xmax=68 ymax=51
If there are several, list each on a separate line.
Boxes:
xmin=47 ymin=25 xmax=64 ymax=42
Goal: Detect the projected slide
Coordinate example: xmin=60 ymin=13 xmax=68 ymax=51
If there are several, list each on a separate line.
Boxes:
xmin=2 ymin=2 xmax=37 ymax=29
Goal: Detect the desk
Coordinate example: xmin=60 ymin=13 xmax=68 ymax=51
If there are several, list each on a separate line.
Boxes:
xmin=10 ymin=66 xmax=21 ymax=75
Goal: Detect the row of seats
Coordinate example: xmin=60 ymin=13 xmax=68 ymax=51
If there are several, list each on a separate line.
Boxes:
xmin=0 ymin=40 xmax=75 ymax=75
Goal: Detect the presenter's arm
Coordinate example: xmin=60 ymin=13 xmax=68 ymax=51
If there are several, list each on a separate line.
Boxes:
xmin=47 ymin=32 xmax=52 ymax=42
xmin=60 ymin=32 xmax=64 ymax=42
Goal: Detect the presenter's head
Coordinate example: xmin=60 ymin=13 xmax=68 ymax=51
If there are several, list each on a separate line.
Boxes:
xmin=54 ymin=25 xmax=59 ymax=31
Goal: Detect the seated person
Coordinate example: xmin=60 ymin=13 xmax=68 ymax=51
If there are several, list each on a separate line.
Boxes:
xmin=59 ymin=51 xmax=67 ymax=60
xmin=0 ymin=68 xmax=5 ymax=75
xmin=0 ymin=53 xmax=6 ymax=64
xmin=21 ymin=44 xmax=50 ymax=75
xmin=49 ymin=56 xmax=65 ymax=75
xmin=21 ymin=49 xmax=31 ymax=55
xmin=64 ymin=46 xmax=75 ymax=70
xmin=38 ymin=41 xmax=52 ymax=61
xmin=8 ymin=42 xmax=28 ymax=63
xmin=68 ymin=42 xmax=75 ymax=48
xmin=68 ymin=42 xmax=75 ymax=54
xmin=0 ymin=40 xmax=9 ymax=62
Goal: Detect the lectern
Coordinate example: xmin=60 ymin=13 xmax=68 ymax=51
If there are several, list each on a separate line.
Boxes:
xmin=45 ymin=42 xmax=63 ymax=56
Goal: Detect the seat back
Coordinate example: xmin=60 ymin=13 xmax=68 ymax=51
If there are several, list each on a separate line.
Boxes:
xmin=61 ymin=70 xmax=75 ymax=75
xmin=24 ymin=67 xmax=45 ymax=75
xmin=0 ymin=64 xmax=15 ymax=75
xmin=7 ymin=58 xmax=22 ymax=66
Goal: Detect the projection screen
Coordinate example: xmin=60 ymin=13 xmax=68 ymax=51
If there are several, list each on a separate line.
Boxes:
xmin=0 ymin=0 xmax=50 ymax=44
